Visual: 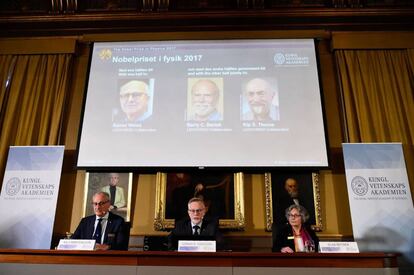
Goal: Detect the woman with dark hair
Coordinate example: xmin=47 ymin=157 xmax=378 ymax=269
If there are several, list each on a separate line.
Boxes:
xmin=272 ymin=204 xmax=319 ymax=253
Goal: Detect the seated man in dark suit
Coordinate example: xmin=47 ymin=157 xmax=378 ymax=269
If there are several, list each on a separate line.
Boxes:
xmin=168 ymin=197 xmax=222 ymax=251
xmin=72 ymin=191 xmax=129 ymax=250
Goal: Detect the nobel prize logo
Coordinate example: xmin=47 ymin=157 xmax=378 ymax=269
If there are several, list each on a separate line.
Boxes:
xmin=351 ymin=176 xmax=368 ymax=196
xmin=274 ymin=53 xmax=285 ymax=65
xmin=99 ymin=49 xmax=112 ymax=60
xmin=6 ymin=177 xmax=21 ymax=196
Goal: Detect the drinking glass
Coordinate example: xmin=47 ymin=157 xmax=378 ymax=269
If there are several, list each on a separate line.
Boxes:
xmin=305 ymin=240 xmax=315 ymax=252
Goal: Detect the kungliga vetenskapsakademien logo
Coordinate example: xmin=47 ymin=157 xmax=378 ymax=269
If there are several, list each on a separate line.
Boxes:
xmin=6 ymin=177 xmax=21 ymax=196
xmin=351 ymin=176 xmax=368 ymax=196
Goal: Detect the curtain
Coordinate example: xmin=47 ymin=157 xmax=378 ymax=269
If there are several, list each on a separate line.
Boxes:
xmin=0 ymin=54 xmax=73 ymax=179
xmin=0 ymin=55 xmax=17 ymax=120
xmin=335 ymin=49 xmax=414 ymax=193
xmin=407 ymin=49 xmax=414 ymax=82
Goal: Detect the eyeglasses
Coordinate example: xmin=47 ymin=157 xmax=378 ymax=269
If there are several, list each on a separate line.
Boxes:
xmin=288 ymin=214 xmax=301 ymax=219
xmin=91 ymin=201 xmax=109 ymax=207
xmin=120 ymin=92 xmax=146 ymax=100
xmin=188 ymin=208 xmax=204 ymax=214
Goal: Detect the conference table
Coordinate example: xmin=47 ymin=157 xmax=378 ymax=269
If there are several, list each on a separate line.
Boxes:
xmin=0 ymin=249 xmax=399 ymax=275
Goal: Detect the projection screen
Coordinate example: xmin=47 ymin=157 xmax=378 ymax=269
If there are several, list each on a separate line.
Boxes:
xmin=77 ymin=39 xmax=329 ymax=169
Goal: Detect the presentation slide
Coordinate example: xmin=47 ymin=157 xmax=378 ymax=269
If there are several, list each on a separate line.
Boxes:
xmin=77 ymin=39 xmax=328 ymax=168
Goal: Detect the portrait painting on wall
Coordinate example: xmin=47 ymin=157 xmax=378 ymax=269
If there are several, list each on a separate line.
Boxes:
xmin=154 ymin=172 xmax=245 ymax=230
xmin=84 ymin=172 xmax=133 ymax=221
xmin=264 ymin=172 xmax=322 ymax=231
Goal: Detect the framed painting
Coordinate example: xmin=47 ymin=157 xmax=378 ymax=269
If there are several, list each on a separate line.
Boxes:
xmin=264 ymin=172 xmax=322 ymax=231
xmin=154 ymin=172 xmax=245 ymax=230
xmin=83 ymin=172 xmax=133 ymax=221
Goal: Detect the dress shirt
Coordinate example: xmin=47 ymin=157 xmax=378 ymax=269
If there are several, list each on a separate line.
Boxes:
xmin=191 ymin=221 xmax=203 ymax=235
xmin=93 ymin=212 xmax=109 ymax=244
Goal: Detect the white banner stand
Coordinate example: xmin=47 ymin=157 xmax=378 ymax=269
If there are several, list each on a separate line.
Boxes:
xmin=0 ymin=146 xmax=64 ymax=249
xmin=343 ymin=143 xmax=414 ymax=262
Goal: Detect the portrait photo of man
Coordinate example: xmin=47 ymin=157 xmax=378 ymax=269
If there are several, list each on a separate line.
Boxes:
xmin=187 ymin=78 xmax=223 ymax=122
xmin=84 ymin=172 xmax=132 ymax=221
xmin=113 ymin=79 xmax=154 ymax=123
xmin=242 ymin=77 xmax=280 ymax=121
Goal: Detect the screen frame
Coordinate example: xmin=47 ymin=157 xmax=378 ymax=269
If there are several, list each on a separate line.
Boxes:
xmin=75 ymin=37 xmax=330 ymax=172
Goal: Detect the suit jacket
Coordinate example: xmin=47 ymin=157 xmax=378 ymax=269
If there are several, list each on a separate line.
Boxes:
xmin=272 ymin=223 xmax=319 ymax=253
xmin=101 ymin=185 xmax=126 ymax=209
xmin=72 ymin=212 xmax=129 ymax=250
xmin=167 ymin=217 xmax=223 ymax=251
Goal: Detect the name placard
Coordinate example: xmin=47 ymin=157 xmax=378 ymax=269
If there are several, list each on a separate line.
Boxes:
xmin=57 ymin=239 xmax=96 ymax=251
xmin=178 ymin=240 xmax=216 ymax=252
xmin=319 ymin=241 xmax=359 ymax=253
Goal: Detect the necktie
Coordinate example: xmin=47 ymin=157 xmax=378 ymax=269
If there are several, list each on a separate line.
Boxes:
xmin=94 ymin=218 xmax=103 ymax=244
xmin=109 ymin=186 xmax=116 ymax=206
xmin=193 ymin=225 xmax=200 ymax=236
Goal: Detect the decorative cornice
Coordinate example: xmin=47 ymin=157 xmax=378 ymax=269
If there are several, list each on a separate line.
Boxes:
xmin=1 ymin=8 xmax=413 ymax=37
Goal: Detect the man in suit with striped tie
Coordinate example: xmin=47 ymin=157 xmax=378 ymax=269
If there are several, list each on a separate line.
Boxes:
xmin=72 ymin=191 xmax=129 ymax=250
